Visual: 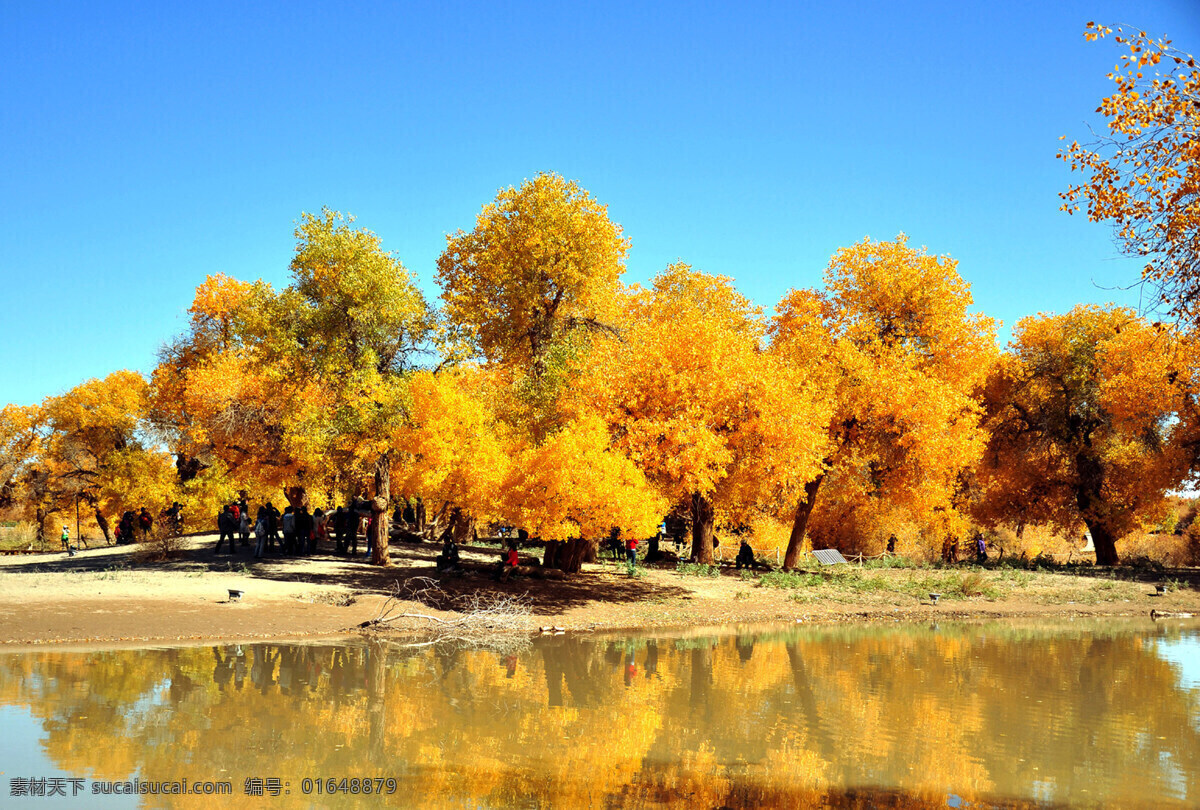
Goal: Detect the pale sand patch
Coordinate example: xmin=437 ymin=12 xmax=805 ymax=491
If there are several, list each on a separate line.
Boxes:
xmin=1 ymin=534 xmax=1197 ymax=647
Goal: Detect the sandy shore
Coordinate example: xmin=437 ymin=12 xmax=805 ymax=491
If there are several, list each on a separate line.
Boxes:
xmin=1 ymin=534 xmax=1197 ymax=648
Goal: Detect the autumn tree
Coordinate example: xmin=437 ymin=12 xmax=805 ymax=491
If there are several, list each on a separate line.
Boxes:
xmin=152 ymin=212 xmax=432 ymax=564
xmin=434 ymin=174 xmax=654 ymax=569
xmin=260 ymin=209 xmax=434 ymax=564
xmin=150 ymin=273 xmax=299 ymax=496
xmin=975 ymin=305 xmax=1196 ymax=565
xmin=1060 ymin=23 xmax=1200 ymax=322
xmin=0 ymin=404 xmax=48 ymax=538
xmin=770 ymin=236 xmax=997 ymax=568
xmin=574 ymin=265 xmax=830 ymax=564
xmin=436 ymin=172 xmax=629 ymax=382
xmin=1 ymin=372 xmax=176 ymax=544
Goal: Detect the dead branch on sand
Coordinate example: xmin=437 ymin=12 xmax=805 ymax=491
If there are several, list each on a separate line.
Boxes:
xmin=358 ymin=576 xmax=533 ymax=651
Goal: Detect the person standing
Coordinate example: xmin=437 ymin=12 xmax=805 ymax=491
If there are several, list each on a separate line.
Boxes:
xmin=626 ymin=535 xmax=639 ymax=567
xmin=215 ymin=505 xmax=237 ymax=554
xmin=281 ymin=507 xmax=296 ymax=555
xmin=265 ymin=502 xmax=280 ymax=549
xmin=255 ymin=504 xmax=272 ymax=554
xmin=138 ymin=508 xmax=153 ymax=540
xmin=975 ymin=532 xmax=988 ymax=563
xmin=333 ymin=506 xmax=348 ymax=555
xmin=60 ymin=524 xmax=71 ymax=552
xmin=295 ymin=507 xmax=313 ymax=556
xmin=253 ymin=513 xmax=267 ymax=559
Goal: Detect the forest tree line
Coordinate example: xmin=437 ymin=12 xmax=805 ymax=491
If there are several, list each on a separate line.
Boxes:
xmin=4 ymin=25 xmax=1200 ymax=570
xmin=1 ymin=173 xmax=1198 ymax=570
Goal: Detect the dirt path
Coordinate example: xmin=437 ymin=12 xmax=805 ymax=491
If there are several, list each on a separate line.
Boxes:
xmin=1 ymin=534 xmax=1197 ymax=647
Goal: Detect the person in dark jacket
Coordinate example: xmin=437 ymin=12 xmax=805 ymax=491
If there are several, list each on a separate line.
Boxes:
xmin=215 ymin=505 xmax=237 ymax=554
xmin=735 ymin=540 xmax=756 ymax=569
xmin=295 ymin=507 xmax=313 ymax=556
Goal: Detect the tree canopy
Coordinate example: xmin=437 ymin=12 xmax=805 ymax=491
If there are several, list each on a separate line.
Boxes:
xmin=6 ymin=171 xmax=1200 ymax=571
xmin=974 ymin=305 xmax=1197 ymax=565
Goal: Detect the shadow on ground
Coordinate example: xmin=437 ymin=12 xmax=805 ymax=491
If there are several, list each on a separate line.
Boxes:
xmin=0 ymin=535 xmax=693 ymax=612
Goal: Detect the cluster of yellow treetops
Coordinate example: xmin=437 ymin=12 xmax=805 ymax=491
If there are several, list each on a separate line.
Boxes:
xmin=2 ymin=172 xmax=1198 ymax=569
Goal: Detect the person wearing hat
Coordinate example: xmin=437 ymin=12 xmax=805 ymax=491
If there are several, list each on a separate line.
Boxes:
xmin=60 ymin=525 xmax=70 ymax=552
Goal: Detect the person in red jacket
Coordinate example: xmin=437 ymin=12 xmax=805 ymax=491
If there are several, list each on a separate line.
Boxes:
xmin=626 ymin=536 xmax=638 ymax=566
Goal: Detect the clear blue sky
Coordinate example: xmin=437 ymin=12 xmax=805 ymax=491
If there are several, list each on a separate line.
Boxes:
xmin=2 ymin=0 xmax=1198 ymax=407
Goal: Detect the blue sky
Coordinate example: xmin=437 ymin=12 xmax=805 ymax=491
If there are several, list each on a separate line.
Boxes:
xmin=2 ymin=0 xmax=1198 ymax=406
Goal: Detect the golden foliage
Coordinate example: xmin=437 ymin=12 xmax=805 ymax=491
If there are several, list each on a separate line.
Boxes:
xmin=771 ymin=236 xmax=998 ymax=558
xmin=975 ymin=305 xmax=1196 ymax=564
xmin=574 ymin=265 xmax=831 ymax=529
xmin=1060 ymin=23 xmax=1200 ymax=321
xmin=392 ymin=367 xmax=510 ymax=523
xmin=436 ymin=172 xmax=629 ymax=372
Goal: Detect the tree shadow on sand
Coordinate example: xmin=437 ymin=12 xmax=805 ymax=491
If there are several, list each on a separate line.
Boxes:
xmin=0 ymin=534 xmax=692 ymax=612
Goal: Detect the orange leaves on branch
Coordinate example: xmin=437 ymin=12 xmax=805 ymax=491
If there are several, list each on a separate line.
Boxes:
xmin=503 ymin=415 xmax=667 ymax=542
xmin=975 ymin=305 xmax=1196 ymax=564
xmin=436 ymin=172 xmax=629 ymax=373
xmin=1060 ymin=24 xmax=1200 ymax=321
xmin=392 ymin=368 xmax=510 ymax=523
xmin=772 ymin=236 xmax=998 ymax=558
xmin=575 ymin=265 xmax=831 ymax=527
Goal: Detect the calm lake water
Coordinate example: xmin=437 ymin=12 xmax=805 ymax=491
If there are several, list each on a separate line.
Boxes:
xmin=1 ymin=619 xmax=1198 ymax=808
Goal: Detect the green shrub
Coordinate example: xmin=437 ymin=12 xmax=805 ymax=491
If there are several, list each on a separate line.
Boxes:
xmin=861 ymin=555 xmax=921 ymax=570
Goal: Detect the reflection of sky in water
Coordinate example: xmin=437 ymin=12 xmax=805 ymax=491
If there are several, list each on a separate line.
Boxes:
xmin=1156 ymin=633 xmax=1200 ymax=690
xmin=0 ymin=706 xmax=133 ymax=809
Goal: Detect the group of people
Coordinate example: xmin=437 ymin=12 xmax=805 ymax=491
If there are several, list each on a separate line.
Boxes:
xmin=113 ymin=508 xmax=155 ymax=544
xmin=941 ymin=532 xmax=989 ymax=564
xmin=215 ymin=500 xmax=375 ymax=560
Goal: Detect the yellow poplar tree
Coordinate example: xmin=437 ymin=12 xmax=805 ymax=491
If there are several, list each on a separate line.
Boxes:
xmin=434 ymin=174 xmax=657 ymax=570
xmin=150 ymin=274 xmax=306 ymax=507
xmin=574 ymin=264 xmax=831 ymax=564
xmin=1 ymin=372 xmax=177 ymax=543
xmin=975 ymin=305 xmax=1196 ymax=565
xmin=436 ymin=171 xmax=629 ymax=379
xmin=770 ymin=236 xmax=997 ymax=567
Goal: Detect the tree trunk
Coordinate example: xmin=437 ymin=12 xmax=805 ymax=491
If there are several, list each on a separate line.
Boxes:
xmin=544 ymin=538 xmax=591 ymax=573
xmin=784 ymin=473 xmax=824 ymax=570
xmin=1086 ymin=520 xmax=1120 ymax=566
xmin=644 ymin=533 xmax=664 ymax=563
xmin=448 ymin=507 xmax=473 ymax=545
xmin=415 ymin=497 xmax=426 ymax=533
xmin=95 ymin=510 xmax=111 ymax=545
xmin=35 ymin=507 xmax=46 ymax=548
xmin=1075 ymin=450 xmax=1118 ymax=565
xmin=369 ymin=453 xmax=390 ymax=566
xmin=284 ymin=486 xmax=308 ymax=510
xmin=691 ymin=493 xmax=714 ymax=564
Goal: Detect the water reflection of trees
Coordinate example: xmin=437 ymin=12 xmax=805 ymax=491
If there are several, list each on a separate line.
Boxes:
xmin=0 ymin=622 xmax=1197 ymax=808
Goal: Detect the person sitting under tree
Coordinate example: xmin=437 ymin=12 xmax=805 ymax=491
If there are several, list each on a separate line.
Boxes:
xmin=436 ymin=536 xmax=462 ymax=573
xmin=735 ymin=539 xmax=756 ymax=570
